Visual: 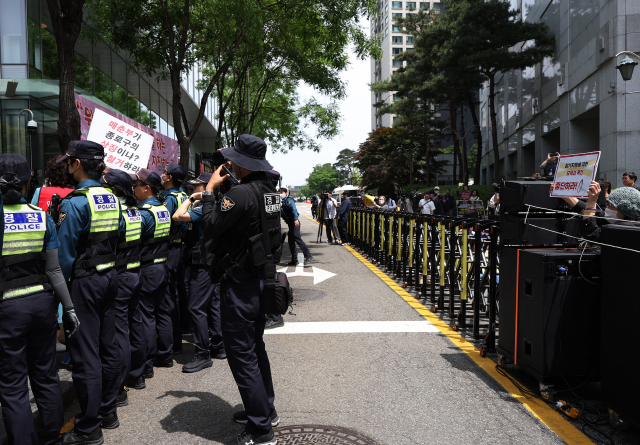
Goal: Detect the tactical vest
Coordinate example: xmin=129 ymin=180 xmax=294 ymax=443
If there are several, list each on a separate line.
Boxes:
xmin=0 ymin=203 xmax=50 ymax=299
xmin=139 ymin=204 xmax=171 ymax=266
xmin=68 ymin=187 xmax=121 ymax=278
xmin=182 ymin=206 xmax=211 ymax=266
xmin=165 ymin=191 xmax=188 ymax=243
xmin=115 ymin=204 xmax=142 ymax=271
xmin=213 ymin=180 xmax=282 ymax=283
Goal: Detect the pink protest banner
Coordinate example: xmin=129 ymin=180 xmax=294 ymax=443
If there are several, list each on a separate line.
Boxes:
xmin=75 ymin=93 xmax=179 ymax=175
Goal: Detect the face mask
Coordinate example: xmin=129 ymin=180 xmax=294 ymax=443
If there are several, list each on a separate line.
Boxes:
xmin=281 ymin=193 xmax=286 ymax=199
xmin=605 ymin=208 xmax=620 ymax=224
xmin=67 ymin=166 xmax=77 ymax=185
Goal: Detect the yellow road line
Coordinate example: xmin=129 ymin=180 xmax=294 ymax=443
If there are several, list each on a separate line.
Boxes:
xmin=300 ymin=212 xmax=592 ymax=444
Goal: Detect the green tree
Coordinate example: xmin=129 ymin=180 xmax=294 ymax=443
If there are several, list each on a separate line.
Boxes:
xmin=302 ymin=164 xmax=342 ymax=196
xmin=441 ymin=0 xmax=554 ymax=180
xmin=333 ymin=148 xmax=358 ymax=182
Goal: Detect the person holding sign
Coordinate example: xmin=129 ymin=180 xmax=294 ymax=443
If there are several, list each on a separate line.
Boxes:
xmin=56 ymin=141 xmax=125 ymax=444
xmin=160 ymin=162 xmax=188 ymax=358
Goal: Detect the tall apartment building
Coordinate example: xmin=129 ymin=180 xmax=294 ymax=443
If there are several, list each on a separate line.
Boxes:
xmin=370 ymin=1 xmax=442 ymax=130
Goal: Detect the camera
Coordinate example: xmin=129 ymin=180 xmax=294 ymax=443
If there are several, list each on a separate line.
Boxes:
xmin=27 ymin=119 xmax=37 ymax=135
xmin=211 ymin=150 xmax=226 ymax=166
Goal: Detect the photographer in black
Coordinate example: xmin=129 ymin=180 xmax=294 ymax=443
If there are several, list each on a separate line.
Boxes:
xmin=196 ymin=135 xmax=280 ymax=445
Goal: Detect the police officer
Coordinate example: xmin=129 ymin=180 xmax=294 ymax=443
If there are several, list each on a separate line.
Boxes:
xmin=160 ymin=162 xmax=188 ymax=357
xmin=100 ymin=169 xmax=142 ymax=408
xmin=173 ymin=172 xmax=226 ymax=373
xmin=0 ymin=154 xmax=80 ymax=445
xmin=198 ymin=135 xmax=281 ymax=445
xmin=56 ymin=141 xmax=124 ymax=444
xmin=132 ymin=169 xmax=172 ymax=384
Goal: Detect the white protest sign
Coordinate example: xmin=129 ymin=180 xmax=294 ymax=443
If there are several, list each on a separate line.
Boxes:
xmin=550 ymin=151 xmax=601 ymax=198
xmin=87 ymin=109 xmax=154 ymax=175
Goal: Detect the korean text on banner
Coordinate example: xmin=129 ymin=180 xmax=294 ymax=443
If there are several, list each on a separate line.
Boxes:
xmin=75 ymin=93 xmax=179 ymax=175
xmin=550 ymin=151 xmax=601 ymax=198
xmin=87 ymin=109 xmax=154 ymax=175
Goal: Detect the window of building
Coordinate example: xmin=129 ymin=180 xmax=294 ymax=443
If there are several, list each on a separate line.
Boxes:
xmin=385 ymin=28 xmax=389 ymax=36
xmin=392 ymin=25 xmax=401 ymax=32
xmin=434 ymin=2 xmax=441 ymax=9
xmin=406 ymin=2 xmax=416 ymax=9
xmin=392 ymin=48 xmax=403 ymax=54
xmin=392 ymin=36 xmax=403 ymax=43
xmin=1 ymin=0 xmax=28 ymax=64
xmin=392 ymin=1 xmax=402 ymax=8
xmin=406 ymin=47 xmax=414 ymax=51
xmin=406 ymin=36 xmax=414 ymax=44
xmin=420 ymin=2 xmax=429 ymax=9
xmin=385 ymin=16 xmax=389 ymax=24
xmin=392 ymin=13 xmax=402 ymax=18
xmin=385 ymin=5 xmax=388 ymax=12
xmin=393 ymin=60 xmax=403 ymax=66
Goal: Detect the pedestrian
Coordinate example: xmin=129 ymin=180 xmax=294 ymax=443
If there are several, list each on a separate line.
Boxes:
xmin=464 ymin=202 xmax=479 ymax=219
xmin=31 ymin=154 xmax=75 ymax=351
xmin=322 ymin=191 xmax=340 ymax=244
xmin=56 ymin=141 xmax=123 ymax=444
xmin=488 ymin=184 xmax=500 ymax=221
xmin=0 ymin=153 xmax=80 ymax=445
xmin=336 ymin=191 xmax=351 ymax=245
xmin=470 ymin=190 xmax=480 ymax=200
xmin=412 ymin=188 xmax=421 ymax=210
xmin=443 ymin=188 xmax=455 ymax=217
xmin=280 ymin=187 xmax=313 ymax=266
xmin=311 ymin=195 xmax=318 ymax=219
xmin=385 ymin=196 xmax=396 ymax=211
xmin=418 ymin=192 xmax=435 ymax=215
xmin=403 ymin=194 xmax=414 ymax=213
xmin=198 ymin=134 xmax=281 ymax=445
xmin=540 ymin=152 xmax=560 ymax=176
xmin=622 ymin=172 xmax=640 ymax=191
xmin=172 ymin=172 xmax=227 ymax=372
xmin=160 ymin=162 xmax=188 ymax=357
xmin=100 ymin=169 xmax=142 ymax=410
xmin=132 ymin=170 xmax=172 ymax=387
xmin=460 ymin=185 xmax=471 ymax=201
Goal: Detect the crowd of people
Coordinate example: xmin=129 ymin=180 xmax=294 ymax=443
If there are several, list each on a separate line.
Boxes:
xmin=0 ymin=134 xmax=286 ymax=445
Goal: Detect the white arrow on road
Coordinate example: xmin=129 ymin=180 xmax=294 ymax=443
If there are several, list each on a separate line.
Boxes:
xmin=278 ymin=255 xmax=336 ymax=285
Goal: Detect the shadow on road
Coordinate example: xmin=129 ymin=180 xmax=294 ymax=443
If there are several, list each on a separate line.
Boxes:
xmin=157 ymin=391 xmax=242 ymax=442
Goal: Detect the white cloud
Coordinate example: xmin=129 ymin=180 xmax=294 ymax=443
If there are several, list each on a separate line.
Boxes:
xmin=268 ymin=44 xmax=372 ymax=187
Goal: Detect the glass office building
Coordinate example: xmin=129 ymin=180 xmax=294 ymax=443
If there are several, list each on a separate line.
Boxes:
xmin=0 ymin=0 xmax=218 ymax=175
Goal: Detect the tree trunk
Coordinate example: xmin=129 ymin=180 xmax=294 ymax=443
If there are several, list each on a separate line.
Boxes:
xmin=448 ymin=97 xmax=463 ymax=183
xmin=45 ymin=0 xmax=85 ymax=152
xmin=465 ymin=86 xmax=483 ymax=184
xmin=460 ymin=105 xmax=468 ymax=185
xmin=488 ymin=74 xmax=501 ymax=181
xmin=424 ymin=130 xmax=431 ymax=186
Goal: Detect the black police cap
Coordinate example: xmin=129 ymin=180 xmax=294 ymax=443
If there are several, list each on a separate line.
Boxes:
xmin=100 ymin=169 xmax=133 ymax=196
xmin=164 ymin=162 xmax=187 ymax=181
xmin=57 ymin=140 xmax=105 ymax=163
xmin=187 ymin=172 xmax=212 ymax=185
xmin=137 ymin=168 xmax=163 ymax=189
xmin=0 ymin=153 xmax=31 ymax=184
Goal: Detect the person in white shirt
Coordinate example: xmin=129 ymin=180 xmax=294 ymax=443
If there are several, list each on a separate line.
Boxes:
xmin=322 ymin=192 xmax=340 ymax=244
xmin=418 ymin=191 xmax=436 ymax=215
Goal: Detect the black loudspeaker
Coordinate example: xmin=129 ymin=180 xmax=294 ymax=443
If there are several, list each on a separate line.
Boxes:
xmin=500 ymin=214 xmax=581 ymax=247
xmin=600 ymin=225 xmax=640 ymax=427
xmin=497 ymin=248 xmax=601 ymax=384
xmin=500 ymin=180 xmax=558 ymax=213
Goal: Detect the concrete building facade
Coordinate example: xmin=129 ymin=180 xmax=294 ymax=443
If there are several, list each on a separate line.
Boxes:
xmin=479 ymin=0 xmax=640 ymax=187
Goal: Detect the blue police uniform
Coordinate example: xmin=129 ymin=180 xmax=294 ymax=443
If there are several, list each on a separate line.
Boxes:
xmin=336 ymin=197 xmax=351 ymax=244
xmin=161 ymin=187 xmax=187 ymax=353
xmin=57 ymin=178 xmax=125 ymax=436
xmin=0 ymin=198 xmax=64 ymax=445
xmin=184 ymin=204 xmax=224 ymax=365
xmin=137 ymin=196 xmax=172 ymax=374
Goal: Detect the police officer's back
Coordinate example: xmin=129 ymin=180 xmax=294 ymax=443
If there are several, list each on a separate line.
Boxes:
xmin=0 ymin=154 xmax=79 ymax=445
xmin=200 ymin=135 xmax=281 ymax=445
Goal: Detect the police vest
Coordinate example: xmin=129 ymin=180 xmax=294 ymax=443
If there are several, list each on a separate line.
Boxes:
xmin=0 ymin=203 xmax=50 ymax=299
xmin=67 ymin=187 xmax=121 ymax=278
xmin=115 ymin=204 xmax=142 ymax=271
xmin=182 ymin=205 xmax=211 ymax=266
xmin=139 ymin=204 xmax=171 ymax=266
xmin=165 ymin=191 xmax=188 ymax=243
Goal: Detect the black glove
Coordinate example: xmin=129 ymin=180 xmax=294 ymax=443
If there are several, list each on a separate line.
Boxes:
xmin=62 ymin=307 xmax=80 ymax=340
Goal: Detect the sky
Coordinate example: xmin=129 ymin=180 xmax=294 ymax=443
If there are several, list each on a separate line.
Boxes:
xmin=268 ymin=46 xmax=372 ymax=188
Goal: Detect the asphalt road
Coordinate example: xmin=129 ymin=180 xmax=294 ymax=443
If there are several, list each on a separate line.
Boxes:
xmin=70 ymin=203 xmax=564 ymax=445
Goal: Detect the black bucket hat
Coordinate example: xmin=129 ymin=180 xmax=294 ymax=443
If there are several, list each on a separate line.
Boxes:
xmin=100 ymin=169 xmax=133 ymax=196
xmin=0 ymin=153 xmax=31 ymax=184
xmin=219 ymin=134 xmax=272 ymax=171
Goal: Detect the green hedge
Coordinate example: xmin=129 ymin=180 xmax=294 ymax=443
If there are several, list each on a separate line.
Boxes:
xmin=403 ymin=184 xmax=496 ymax=203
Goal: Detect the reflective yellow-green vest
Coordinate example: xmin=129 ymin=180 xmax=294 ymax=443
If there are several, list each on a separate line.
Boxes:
xmin=116 ymin=204 xmax=142 ymax=270
xmin=71 ymin=187 xmax=121 ymax=276
xmin=1 ymin=203 xmax=49 ymax=299
xmin=139 ymin=204 xmax=171 ymax=265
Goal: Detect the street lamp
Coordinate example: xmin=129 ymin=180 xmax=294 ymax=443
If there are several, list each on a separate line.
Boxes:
xmin=616 ymin=52 xmax=640 ymax=81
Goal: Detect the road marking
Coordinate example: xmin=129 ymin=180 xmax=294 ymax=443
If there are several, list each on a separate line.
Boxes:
xmin=264 ymin=320 xmax=439 ymax=335
xmin=277 ymin=259 xmax=337 ymax=285
xmin=298 ymin=213 xmax=593 ymax=445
